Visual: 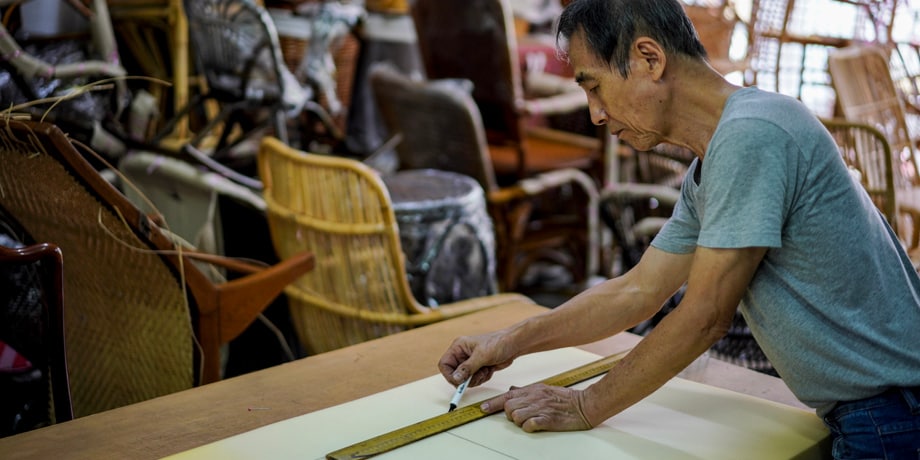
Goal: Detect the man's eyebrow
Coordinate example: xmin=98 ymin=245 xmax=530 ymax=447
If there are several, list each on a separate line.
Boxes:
xmin=574 ymin=72 xmax=593 ymax=85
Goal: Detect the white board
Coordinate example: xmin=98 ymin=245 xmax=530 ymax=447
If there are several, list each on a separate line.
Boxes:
xmin=165 ymin=348 xmax=829 ymax=459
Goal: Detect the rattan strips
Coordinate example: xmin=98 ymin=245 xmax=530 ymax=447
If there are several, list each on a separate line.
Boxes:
xmin=258 ymin=137 xmax=531 ymax=354
xmin=0 ymin=119 xmax=313 ymax=418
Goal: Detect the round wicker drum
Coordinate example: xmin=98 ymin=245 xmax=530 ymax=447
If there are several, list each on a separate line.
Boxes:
xmin=383 ymin=169 xmax=498 ymax=307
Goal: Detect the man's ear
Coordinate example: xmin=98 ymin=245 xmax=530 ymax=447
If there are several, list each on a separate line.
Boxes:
xmin=632 ymin=37 xmax=666 ymax=81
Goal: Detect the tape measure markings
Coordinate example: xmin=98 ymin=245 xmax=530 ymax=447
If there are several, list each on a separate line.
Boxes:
xmin=326 ymin=349 xmax=631 ymax=460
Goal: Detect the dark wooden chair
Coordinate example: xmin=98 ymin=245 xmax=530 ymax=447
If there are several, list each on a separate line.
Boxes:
xmin=0 ymin=242 xmax=72 ymax=425
xmin=368 ymin=63 xmax=599 ymax=291
xmin=410 ymin=0 xmax=605 ymax=184
xmin=0 ymin=117 xmax=314 ymax=418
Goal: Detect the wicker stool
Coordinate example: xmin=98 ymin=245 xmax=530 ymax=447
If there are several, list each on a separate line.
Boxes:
xmin=383 ymin=169 xmax=497 ymax=307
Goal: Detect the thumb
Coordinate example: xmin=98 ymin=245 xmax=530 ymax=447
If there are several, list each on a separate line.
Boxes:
xmin=451 ymin=354 xmax=486 ymax=383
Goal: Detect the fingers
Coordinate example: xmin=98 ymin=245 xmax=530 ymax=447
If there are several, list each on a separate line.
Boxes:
xmin=438 ymin=338 xmax=475 ymax=385
xmin=480 ymin=390 xmax=512 ymax=415
xmin=487 ymin=385 xmax=593 ymax=433
xmin=438 ymin=332 xmax=512 ymax=386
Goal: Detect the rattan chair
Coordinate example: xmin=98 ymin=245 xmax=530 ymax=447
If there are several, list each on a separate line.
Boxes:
xmin=156 ymin=0 xmax=340 ymax=160
xmin=411 ymin=0 xmax=604 ymax=183
xmin=744 ymin=0 xmax=850 ymax=112
xmin=0 ymin=242 xmax=72 ymax=425
xmin=820 ymin=118 xmax=898 ymax=231
xmin=828 ymin=44 xmax=920 ymax=249
xmin=258 ymin=136 xmax=533 ymax=354
xmin=368 ymin=63 xmax=599 ymax=291
xmin=0 ymin=118 xmax=314 ymax=418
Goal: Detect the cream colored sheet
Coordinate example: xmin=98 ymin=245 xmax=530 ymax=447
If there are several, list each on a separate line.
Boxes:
xmin=166 ymin=348 xmax=829 ymax=460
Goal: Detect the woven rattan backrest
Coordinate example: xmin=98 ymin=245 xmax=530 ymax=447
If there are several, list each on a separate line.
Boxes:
xmin=258 ymin=137 xmax=425 ymax=353
xmin=828 ymin=45 xmax=919 ymax=184
xmin=746 ymin=0 xmax=794 ymax=91
xmin=0 ymin=119 xmax=194 ymax=418
xmin=821 ymin=118 xmax=898 ymax=231
xmin=411 ymin=0 xmax=524 ymax=145
xmin=183 ymin=0 xmax=286 ymax=101
xmin=369 ymin=63 xmax=499 ymax=193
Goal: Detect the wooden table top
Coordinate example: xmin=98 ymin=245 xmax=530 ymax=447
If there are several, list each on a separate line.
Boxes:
xmin=0 ymin=300 xmax=807 ymax=459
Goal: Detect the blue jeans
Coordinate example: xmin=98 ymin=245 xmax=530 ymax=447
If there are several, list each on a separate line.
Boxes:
xmin=823 ymin=387 xmax=920 ymax=459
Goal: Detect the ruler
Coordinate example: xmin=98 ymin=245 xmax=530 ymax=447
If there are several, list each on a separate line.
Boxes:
xmin=325 ymin=349 xmax=631 ymax=460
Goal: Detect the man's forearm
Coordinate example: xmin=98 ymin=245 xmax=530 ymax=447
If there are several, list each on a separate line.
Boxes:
xmin=579 ymin=300 xmax=725 ymax=425
xmin=503 ymin=276 xmax=663 ymax=358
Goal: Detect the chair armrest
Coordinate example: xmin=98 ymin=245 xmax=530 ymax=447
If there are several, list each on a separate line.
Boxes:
xmin=284 ymin=289 xmax=531 ymax=326
xmin=205 ymin=251 xmax=315 ymax=331
xmin=524 ymin=71 xmax=581 ymax=97
xmin=488 ymin=168 xmax=600 ymax=279
xmin=179 ymin=249 xmax=273 ymax=275
xmin=0 ymin=27 xmax=125 ymax=80
xmin=488 ymin=167 xmax=600 ymax=204
xmin=600 ymin=182 xmax=681 ymax=208
xmin=524 ymin=125 xmax=602 ymax=150
xmin=189 ymin=249 xmax=315 ymax=383
xmin=521 ymin=67 xmax=588 ymax=116
xmin=522 ymin=90 xmax=589 ymax=116
xmin=897 ymin=202 xmax=920 ymax=250
xmin=431 ymin=293 xmax=534 ymax=322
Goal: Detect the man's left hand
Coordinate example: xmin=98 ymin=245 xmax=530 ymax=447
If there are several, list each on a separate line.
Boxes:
xmin=481 ymin=384 xmax=594 ymax=432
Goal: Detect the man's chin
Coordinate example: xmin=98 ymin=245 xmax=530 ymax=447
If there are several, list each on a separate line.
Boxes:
xmin=617 ymin=136 xmax=659 ymax=152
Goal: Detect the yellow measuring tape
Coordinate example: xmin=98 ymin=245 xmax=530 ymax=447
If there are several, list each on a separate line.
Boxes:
xmin=326 ymin=349 xmax=631 ymax=460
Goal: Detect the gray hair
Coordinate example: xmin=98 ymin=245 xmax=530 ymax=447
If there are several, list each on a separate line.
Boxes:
xmin=556 ymin=0 xmax=707 ymax=78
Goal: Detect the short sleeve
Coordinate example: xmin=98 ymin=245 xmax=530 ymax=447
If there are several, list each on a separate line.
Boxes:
xmin=697 ymin=118 xmax=793 ymax=249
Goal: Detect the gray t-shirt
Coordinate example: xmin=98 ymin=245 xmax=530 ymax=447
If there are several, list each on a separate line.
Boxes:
xmin=652 ymin=86 xmax=920 ymax=417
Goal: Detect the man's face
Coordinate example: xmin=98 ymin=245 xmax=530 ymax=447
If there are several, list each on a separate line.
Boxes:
xmin=569 ymin=29 xmax=665 ymax=151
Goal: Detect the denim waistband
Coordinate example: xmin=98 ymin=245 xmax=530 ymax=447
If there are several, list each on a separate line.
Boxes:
xmin=828 ymin=386 xmax=920 ymax=420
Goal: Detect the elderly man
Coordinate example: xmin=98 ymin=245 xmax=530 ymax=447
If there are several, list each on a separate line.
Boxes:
xmin=437 ymin=0 xmax=920 ymax=458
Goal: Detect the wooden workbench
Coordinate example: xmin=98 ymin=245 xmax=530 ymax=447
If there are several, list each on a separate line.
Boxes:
xmin=0 ymin=300 xmax=809 ymax=459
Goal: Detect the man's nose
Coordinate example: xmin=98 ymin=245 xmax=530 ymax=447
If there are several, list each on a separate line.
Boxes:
xmin=589 ymin=103 xmax=608 ymax=126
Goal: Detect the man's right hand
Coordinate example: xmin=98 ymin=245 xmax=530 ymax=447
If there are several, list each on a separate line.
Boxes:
xmin=438 ymin=330 xmax=518 ymax=387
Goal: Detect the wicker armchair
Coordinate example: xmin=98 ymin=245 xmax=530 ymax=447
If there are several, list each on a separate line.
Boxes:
xmin=258 ymin=137 xmax=533 ymax=354
xmin=820 ymin=118 xmax=898 ymax=231
xmin=820 ymin=117 xmax=920 ymax=268
xmin=828 ymin=44 xmax=920 ymax=249
xmin=155 ymin=0 xmax=340 ymax=160
xmin=0 ymin=118 xmax=314 ymax=418
xmin=368 ymin=64 xmax=599 ymax=291
xmin=411 ymin=0 xmax=604 ymax=183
